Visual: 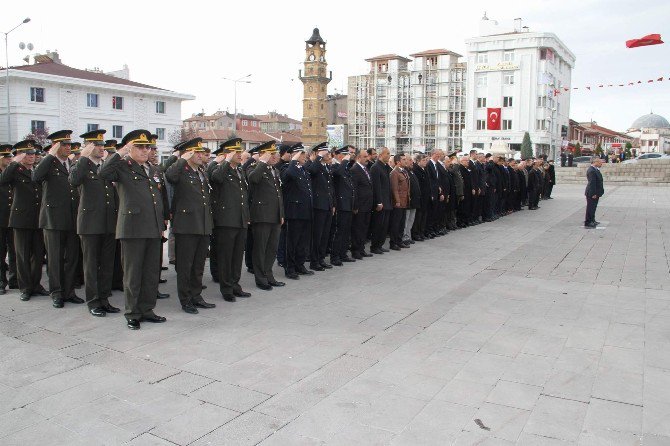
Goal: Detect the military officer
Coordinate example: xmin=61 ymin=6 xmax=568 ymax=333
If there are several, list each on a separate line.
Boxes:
xmin=306 ymin=141 xmax=335 ymax=271
xmin=280 ymin=144 xmax=313 ymax=280
xmin=33 ymin=130 xmax=83 ymax=308
xmin=68 ymin=130 xmax=120 ymax=317
xmin=165 ymin=138 xmax=215 ymax=314
xmin=0 ymin=145 xmax=18 ymax=294
xmin=99 ymin=129 xmax=167 ymax=330
xmin=209 ymin=138 xmax=252 ymax=302
xmin=104 ymin=140 xmax=124 ymax=291
xmin=0 ymin=140 xmax=48 ymax=300
xmin=247 ymin=141 xmax=285 ymax=290
xmin=330 ymin=146 xmax=356 ymax=266
xmin=148 ymin=136 xmax=171 ymax=298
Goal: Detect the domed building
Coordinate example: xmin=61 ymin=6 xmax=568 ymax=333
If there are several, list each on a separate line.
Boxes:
xmin=627 ymin=112 xmax=670 ymax=154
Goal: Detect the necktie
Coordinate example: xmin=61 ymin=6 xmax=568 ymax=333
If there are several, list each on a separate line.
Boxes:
xmin=144 ymin=164 xmax=150 ymax=177
xmin=63 ymin=160 xmax=69 ymax=172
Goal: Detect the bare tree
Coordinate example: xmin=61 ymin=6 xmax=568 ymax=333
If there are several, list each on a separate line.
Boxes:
xmin=168 ymin=127 xmax=197 ymax=146
xmin=24 ymin=127 xmax=50 ymax=147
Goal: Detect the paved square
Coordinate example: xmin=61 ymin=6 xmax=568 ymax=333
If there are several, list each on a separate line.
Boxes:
xmin=1 ymin=184 xmax=669 ymax=445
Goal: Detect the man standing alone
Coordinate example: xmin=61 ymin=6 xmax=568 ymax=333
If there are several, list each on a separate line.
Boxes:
xmin=584 ymin=156 xmax=604 ymax=228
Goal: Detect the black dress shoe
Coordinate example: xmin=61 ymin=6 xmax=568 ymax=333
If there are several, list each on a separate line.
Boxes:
xmin=381 ymin=247 xmax=390 ymax=252
xmin=201 ymin=285 xmax=208 ymax=290
xmin=371 ymin=248 xmax=384 ymax=255
xmin=53 ymin=298 xmax=64 ymax=308
xmin=34 ymin=287 xmax=50 ymax=296
xmin=297 ymin=267 xmax=315 ymax=275
xmin=66 ymin=295 xmax=85 ymax=304
xmin=223 ymin=294 xmax=236 ymax=302
xmin=9 ymin=282 xmax=18 ymax=289
xmin=331 ymin=260 xmax=343 ymax=267
xmin=112 ymin=286 xmax=124 ymax=292
xmin=159 ymin=279 xmax=167 ymax=284
xmin=0 ymin=288 xmax=6 ymax=295
xmin=320 ymin=262 xmax=333 ymax=269
xmin=285 ymin=272 xmax=300 ymax=280
xmin=161 ymin=266 xmax=168 ymax=271
xmin=157 ymin=292 xmax=170 ymax=299
xmin=309 ymin=264 xmax=325 ymax=272
xmin=194 ymin=300 xmax=216 ymax=309
xmin=102 ymin=303 xmax=121 ymax=313
xmin=362 ymin=252 xmax=373 ymax=257
xmin=390 ymin=245 xmax=401 ymax=251
xmin=19 ymin=292 xmax=30 ymax=301
xmin=352 ymin=253 xmax=363 ymax=260
xmin=341 ymin=257 xmax=355 ymax=262
xmin=584 ymin=222 xmax=597 ymax=229
xmin=594 ymin=221 xmax=601 ymax=225
xmin=182 ymin=304 xmax=199 ymax=314
xmin=142 ymin=314 xmax=167 ymax=322
xmin=257 ymin=283 xmax=272 ymax=290
xmin=233 ymin=290 xmax=251 ymax=298
xmin=169 ymin=260 xmax=175 ymax=265
xmin=268 ymin=280 xmax=285 ymax=287
xmin=127 ymin=319 xmax=140 ymax=330
xmin=247 ymin=267 xmax=255 ymax=274
xmin=89 ymin=307 xmax=106 ymax=317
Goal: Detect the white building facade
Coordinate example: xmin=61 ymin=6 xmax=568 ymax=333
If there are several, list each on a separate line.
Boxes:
xmin=347 ymin=51 xmax=466 ymax=154
xmin=461 ymin=17 xmax=575 ymax=158
xmin=1 ymin=54 xmax=194 ymax=156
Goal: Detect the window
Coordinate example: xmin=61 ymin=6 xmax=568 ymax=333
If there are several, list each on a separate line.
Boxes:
xmin=30 ymin=87 xmax=45 ymax=103
xmin=502 ymin=120 xmax=512 ymax=130
xmin=242 ymin=120 xmax=248 ymax=126
xmin=155 ymin=128 xmax=165 ymax=141
xmin=113 ymin=125 xmax=123 ymax=138
xmin=503 ymin=51 xmax=515 ymax=62
xmin=476 ymin=53 xmax=488 ymax=64
xmin=252 ymin=121 xmax=257 ymax=127
xmin=536 ymin=119 xmax=547 ymax=131
xmin=503 ymin=96 xmax=513 ymax=107
xmin=86 ymin=93 xmax=99 ymax=108
xmin=537 ymin=96 xmax=547 ymax=107
xmin=476 ymin=74 xmax=487 ymax=87
xmin=476 ymin=119 xmax=486 ymax=130
xmin=31 ymin=120 xmax=46 ymax=134
xmin=503 ymin=74 xmax=515 ymax=85
xmin=112 ymin=96 xmax=124 ymax=110
xmin=155 ymin=101 xmax=166 ymax=114
xmin=87 ymin=124 xmax=99 ymax=132
xmin=476 ymin=97 xmax=487 ymax=108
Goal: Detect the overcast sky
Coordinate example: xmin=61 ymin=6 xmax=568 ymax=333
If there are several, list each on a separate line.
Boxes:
xmin=4 ymin=0 xmax=669 ymax=131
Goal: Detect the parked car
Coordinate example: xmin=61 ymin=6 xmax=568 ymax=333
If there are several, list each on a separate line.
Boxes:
xmin=622 ymin=153 xmax=670 ymax=164
xmin=571 ymin=156 xmax=592 ymax=165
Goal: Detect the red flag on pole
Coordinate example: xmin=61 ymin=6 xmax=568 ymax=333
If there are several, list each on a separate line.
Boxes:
xmin=626 ymin=34 xmax=663 ymax=48
xmin=487 ymin=108 xmax=501 ymax=130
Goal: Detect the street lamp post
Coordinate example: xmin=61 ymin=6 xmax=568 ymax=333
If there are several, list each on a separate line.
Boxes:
xmin=4 ymin=17 xmax=30 ymax=144
xmin=222 ymin=74 xmax=251 ymax=135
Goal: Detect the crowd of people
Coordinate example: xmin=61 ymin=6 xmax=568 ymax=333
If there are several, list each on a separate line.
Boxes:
xmin=0 ymin=129 xmax=557 ymax=329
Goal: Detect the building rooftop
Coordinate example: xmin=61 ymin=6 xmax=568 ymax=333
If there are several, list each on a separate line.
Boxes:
xmin=364 ymin=54 xmax=412 ymax=63
xmin=409 ymin=49 xmax=463 ymax=58
xmin=306 ymin=28 xmax=325 ymax=45
xmin=630 ymin=113 xmax=670 ymax=130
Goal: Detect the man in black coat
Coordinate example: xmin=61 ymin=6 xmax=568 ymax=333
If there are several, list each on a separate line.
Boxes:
xmin=0 ymin=145 xmax=17 ymax=294
xmin=349 ymin=149 xmax=373 ymax=259
xmin=584 ymin=157 xmax=604 ymax=228
xmin=306 ymin=142 xmax=335 ymax=271
xmin=274 ymin=145 xmax=292 ymax=268
xmin=369 ymin=147 xmax=392 ymax=254
xmin=545 ymin=160 xmax=556 ymax=199
xmin=425 ymin=150 xmax=443 ymax=236
xmin=526 ymin=160 xmax=541 ymax=210
xmin=330 ymin=147 xmax=356 ymax=265
xmin=438 ymin=153 xmax=452 ymax=234
xmin=68 ymin=130 xmax=120 ymax=317
xmin=457 ymin=156 xmax=474 ymax=227
xmin=280 ymin=146 xmax=313 ymax=279
xmin=412 ymin=154 xmax=431 ymax=241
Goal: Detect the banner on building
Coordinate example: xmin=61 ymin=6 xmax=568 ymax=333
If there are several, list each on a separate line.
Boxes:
xmin=326 ymin=125 xmax=345 ymax=148
xmin=487 ymin=108 xmax=501 ymax=130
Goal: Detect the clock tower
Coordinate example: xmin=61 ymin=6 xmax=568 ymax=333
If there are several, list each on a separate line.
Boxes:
xmin=300 ymin=28 xmax=332 ymax=148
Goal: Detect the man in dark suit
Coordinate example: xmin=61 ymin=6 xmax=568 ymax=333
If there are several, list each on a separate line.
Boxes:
xmin=68 ymin=130 xmax=120 ymax=317
xmin=457 ymin=156 xmax=474 ymax=227
xmin=209 ymin=138 xmax=251 ymax=302
xmin=425 ymin=150 xmax=442 ymax=236
xmin=585 ymin=156 xmax=604 ymax=228
xmin=369 ymin=147 xmax=392 ymax=254
xmin=99 ymin=129 xmax=167 ymax=330
xmin=411 ymin=154 xmax=430 ymax=241
xmin=349 ymin=149 xmax=373 ymax=259
xmin=0 ymin=140 xmax=47 ymax=301
xmin=0 ymin=145 xmax=17 ymax=294
xmin=280 ymin=145 xmax=313 ymax=279
xmin=306 ymin=142 xmax=335 ymax=271
xmin=165 ymin=138 xmax=216 ymax=314
xmin=247 ymin=141 xmax=285 ymax=290
xmin=389 ymin=153 xmax=409 ymax=250
xmin=545 ymin=160 xmax=556 ymax=199
xmin=274 ymin=144 xmax=292 ymax=268
xmin=33 ymin=130 xmax=82 ymax=308
xmin=330 ymin=147 xmax=356 ymax=266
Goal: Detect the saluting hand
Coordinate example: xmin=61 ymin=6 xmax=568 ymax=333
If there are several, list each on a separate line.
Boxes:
xmin=291 ymin=152 xmax=301 ymax=162
xmin=13 ymin=152 xmax=26 ymax=164
xmin=259 ymin=153 xmax=271 ymax=164
xmin=214 ymin=153 xmax=226 ymax=164
xmin=225 ymin=152 xmax=235 ymax=163
xmin=48 ymin=142 xmax=60 ymax=157
xmin=117 ymin=143 xmax=131 ymax=157
xmin=182 ymin=150 xmax=194 ymax=161
xmin=80 ymin=142 xmax=96 ymax=159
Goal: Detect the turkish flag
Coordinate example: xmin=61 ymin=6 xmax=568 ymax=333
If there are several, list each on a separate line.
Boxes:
xmin=487 ymin=108 xmax=501 ymax=130
xmin=626 ymin=33 xmax=663 ymax=48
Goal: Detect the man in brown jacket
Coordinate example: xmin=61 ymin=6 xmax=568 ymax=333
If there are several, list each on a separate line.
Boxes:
xmin=389 ymin=153 xmax=410 ymax=251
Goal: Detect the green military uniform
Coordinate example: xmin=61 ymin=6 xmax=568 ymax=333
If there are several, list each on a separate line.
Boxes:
xmin=0 ymin=145 xmax=19 ymax=294
xmin=209 ymin=138 xmax=250 ymax=300
xmin=105 ymin=140 xmax=124 ymax=291
xmin=0 ymin=140 xmax=45 ymax=299
xmin=69 ymin=130 xmax=119 ymax=315
xmin=247 ymin=141 xmax=284 ymax=289
xmin=99 ymin=130 xmax=166 ymax=328
xmin=164 ymin=138 xmax=214 ymax=312
xmin=32 ymin=130 xmax=82 ymax=307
